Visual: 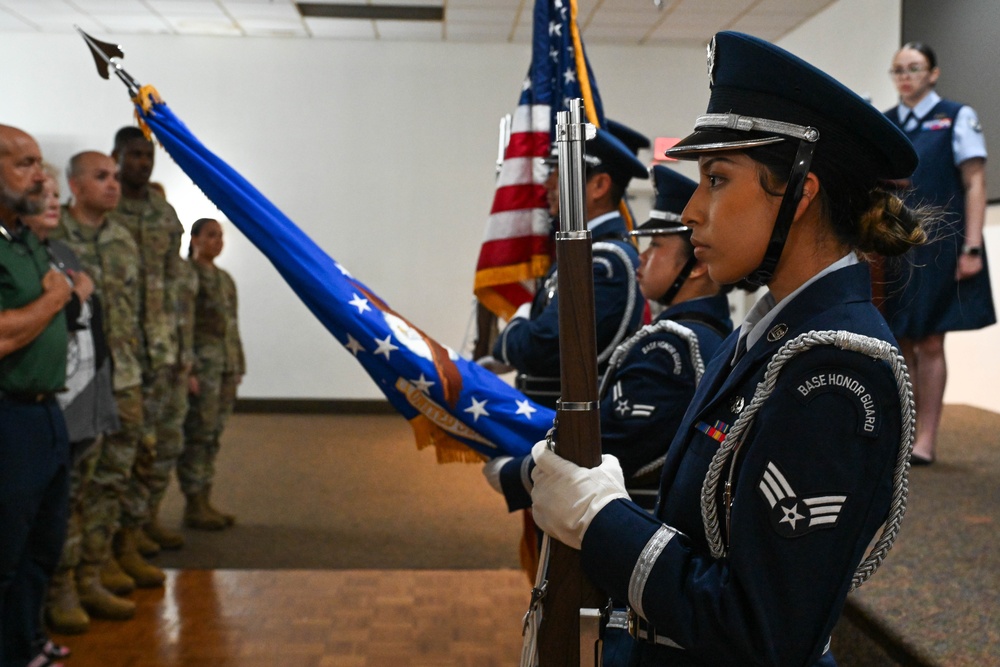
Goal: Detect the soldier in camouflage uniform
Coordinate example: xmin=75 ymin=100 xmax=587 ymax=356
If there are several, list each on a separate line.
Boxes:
xmin=138 ymin=256 xmax=198 ymax=550
xmin=106 ymin=127 xmax=184 ymax=587
xmin=181 ymin=218 xmax=245 ymax=529
xmin=52 ymin=151 xmax=141 ymax=620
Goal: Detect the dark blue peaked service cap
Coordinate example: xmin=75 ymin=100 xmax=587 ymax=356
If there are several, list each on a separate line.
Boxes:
xmin=585 ymin=127 xmax=649 ymax=189
xmin=665 ymin=31 xmax=917 ymax=180
xmin=631 ymin=165 xmax=696 ymax=237
xmin=605 ymin=119 xmax=651 ymax=156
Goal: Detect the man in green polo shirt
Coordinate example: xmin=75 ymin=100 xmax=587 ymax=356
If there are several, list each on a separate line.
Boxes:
xmin=0 ymin=124 xmax=73 ymax=667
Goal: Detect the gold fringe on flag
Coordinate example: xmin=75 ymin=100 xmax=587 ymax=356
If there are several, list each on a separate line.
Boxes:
xmin=130 ymin=84 xmax=163 ymax=142
xmin=408 ymin=415 xmax=488 ymax=464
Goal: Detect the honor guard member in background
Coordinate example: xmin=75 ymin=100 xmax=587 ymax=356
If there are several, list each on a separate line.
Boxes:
xmin=529 ymin=32 xmax=927 ymax=666
xmin=484 ymin=166 xmax=732 ymax=510
xmin=0 ymin=124 xmax=72 ymax=667
xmin=54 ymin=151 xmax=143 ymax=621
xmin=881 ymin=42 xmax=995 ymax=465
xmin=490 ymin=129 xmax=647 ymax=408
xmin=107 ymin=126 xmax=184 ymax=588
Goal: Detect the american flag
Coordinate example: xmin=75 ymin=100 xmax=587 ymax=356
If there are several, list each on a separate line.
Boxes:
xmin=473 ymin=0 xmax=604 ymax=320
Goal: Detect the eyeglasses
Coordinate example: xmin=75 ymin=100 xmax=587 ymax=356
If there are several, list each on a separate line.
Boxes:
xmin=889 ymin=65 xmax=930 ymax=78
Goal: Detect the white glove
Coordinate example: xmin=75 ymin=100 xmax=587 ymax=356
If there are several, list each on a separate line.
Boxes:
xmin=482 ymin=456 xmax=513 ymax=495
xmin=529 ymin=440 xmax=628 ymax=549
xmin=511 ymin=301 xmax=532 ymax=321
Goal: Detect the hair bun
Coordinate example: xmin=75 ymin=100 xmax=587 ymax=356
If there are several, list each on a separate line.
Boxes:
xmin=856 ymin=189 xmax=927 ymax=257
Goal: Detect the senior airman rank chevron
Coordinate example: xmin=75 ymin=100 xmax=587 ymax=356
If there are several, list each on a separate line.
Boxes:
xmin=612 ymin=381 xmax=656 ymax=419
xmin=758 ymin=461 xmax=847 ymax=538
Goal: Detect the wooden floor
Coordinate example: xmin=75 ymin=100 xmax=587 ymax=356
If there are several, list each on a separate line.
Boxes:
xmin=53 ymin=569 xmax=531 ymax=666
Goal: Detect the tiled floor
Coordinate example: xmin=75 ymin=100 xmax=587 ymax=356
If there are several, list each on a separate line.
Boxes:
xmin=53 ymin=569 xmax=532 ymax=666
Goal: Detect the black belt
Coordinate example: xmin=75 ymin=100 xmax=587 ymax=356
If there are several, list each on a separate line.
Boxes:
xmin=515 ymin=374 xmax=561 ymax=397
xmin=0 ymin=390 xmax=58 ymax=404
xmin=605 ymin=609 xmax=684 ymax=650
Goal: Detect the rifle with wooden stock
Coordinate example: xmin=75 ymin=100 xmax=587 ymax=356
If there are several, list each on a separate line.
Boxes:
xmin=521 ymin=98 xmax=606 ymax=667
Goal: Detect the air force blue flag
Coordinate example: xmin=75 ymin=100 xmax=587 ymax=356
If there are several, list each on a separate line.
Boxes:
xmin=131 ymin=89 xmax=553 ymax=462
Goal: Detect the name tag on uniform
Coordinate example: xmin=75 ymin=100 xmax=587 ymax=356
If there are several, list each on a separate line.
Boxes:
xmin=789 ymin=367 xmax=880 ymax=438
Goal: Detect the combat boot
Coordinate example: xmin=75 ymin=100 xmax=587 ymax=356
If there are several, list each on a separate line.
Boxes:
xmin=45 ymin=568 xmax=89 ymax=635
xmin=203 ymin=485 xmax=236 ymax=527
xmin=114 ymin=528 xmax=166 ymax=588
xmin=145 ymin=505 xmax=185 ymax=550
xmin=100 ymin=558 xmax=135 ymax=595
xmin=76 ymin=564 xmax=135 ymax=620
xmin=183 ymin=491 xmax=226 ymax=530
xmin=135 ymin=527 xmax=161 ymax=557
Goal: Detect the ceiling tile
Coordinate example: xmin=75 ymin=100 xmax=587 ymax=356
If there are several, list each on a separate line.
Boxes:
xmin=445 ymin=22 xmax=514 ymax=42
xmin=224 ymin=3 xmax=302 ymax=19
xmin=238 ymin=20 xmax=309 ymax=37
xmin=303 ymin=15 xmax=375 ymax=38
xmin=98 ymin=15 xmax=174 ymax=33
xmin=375 ymin=18 xmax=443 ymax=40
xmin=728 ymin=12 xmax=802 ymax=38
xmin=586 ymin=9 xmax=663 ymax=28
xmin=753 ymin=0 xmax=833 ymax=15
xmin=0 ymin=0 xmax=838 ymax=45
xmin=446 ymin=7 xmax=517 ymax=25
xmin=581 ymin=23 xmax=649 ymax=43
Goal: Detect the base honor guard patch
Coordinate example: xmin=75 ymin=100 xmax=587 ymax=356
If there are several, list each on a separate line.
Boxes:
xmin=789 ymin=367 xmax=881 ymax=438
xmin=758 ymin=461 xmax=847 ymax=538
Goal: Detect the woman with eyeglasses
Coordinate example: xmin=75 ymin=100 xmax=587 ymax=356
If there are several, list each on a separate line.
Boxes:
xmin=882 ymin=42 xmax=994 ymax=465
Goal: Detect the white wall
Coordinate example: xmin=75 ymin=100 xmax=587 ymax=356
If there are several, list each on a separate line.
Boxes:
xmin=0 ymin=32 xmax=708 ymax=399
xmin=2 ymin=0 xmax=934 ymax=402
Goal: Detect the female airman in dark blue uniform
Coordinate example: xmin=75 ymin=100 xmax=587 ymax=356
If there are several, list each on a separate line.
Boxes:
xmin=529 ymin=32 xmax=927 ymax=666
xmin=882 ymin=42 xmax=994 ymax=464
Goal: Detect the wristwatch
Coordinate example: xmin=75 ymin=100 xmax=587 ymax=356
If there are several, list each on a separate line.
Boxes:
xmin=962 ymin=244 xmax=983 ymax=258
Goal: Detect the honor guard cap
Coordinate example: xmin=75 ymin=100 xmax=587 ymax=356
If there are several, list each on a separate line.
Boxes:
xmin=585 ymin=128 xmax=649 ymax=189
xmin=631 ymin=165 xmax=696 ymax=237
xmin=665 ymin=31 xmax=917 ymax=181
xmin=605 ymin=119 xmax=651 ymax=157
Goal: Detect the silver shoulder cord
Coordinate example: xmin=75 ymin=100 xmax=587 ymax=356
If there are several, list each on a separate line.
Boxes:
xmin=600 ymin=320 xmax=706 ymax=482
xmin=591 ymin=241 xmax=641 ymax=366
xmin=598 ymin=319 xmax=705 ymax=399
xmin=700 ymin=330 xmax=915 ymax=591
